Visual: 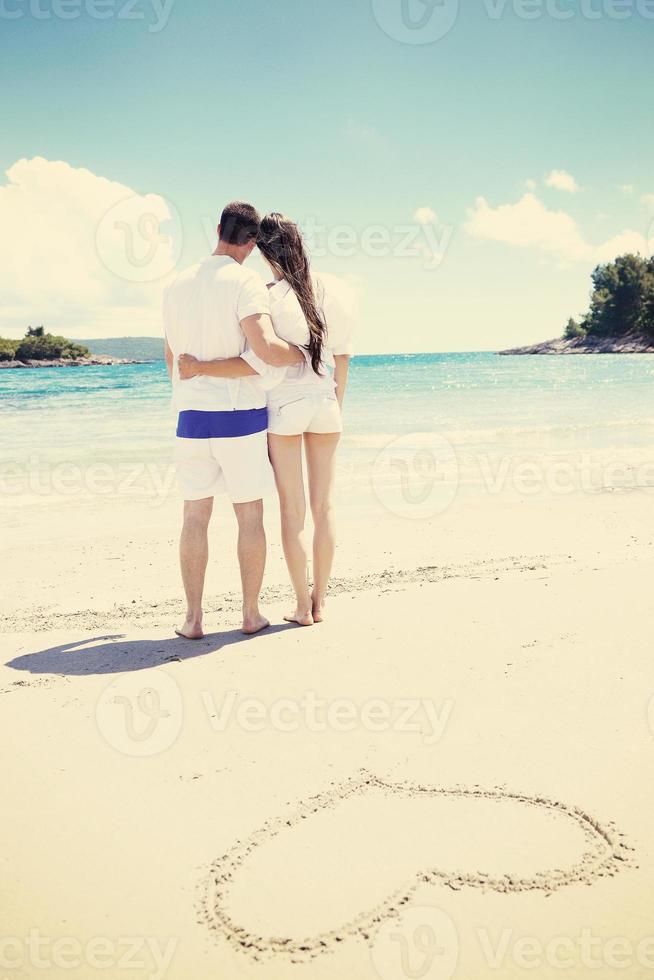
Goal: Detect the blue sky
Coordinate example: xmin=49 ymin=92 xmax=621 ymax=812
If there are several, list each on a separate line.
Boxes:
xmin=1 ymin=0 xmax=653 ymax=351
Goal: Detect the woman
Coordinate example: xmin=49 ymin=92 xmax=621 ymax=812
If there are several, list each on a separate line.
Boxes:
xmin=257 ymin=213 xmax=354 ymax=626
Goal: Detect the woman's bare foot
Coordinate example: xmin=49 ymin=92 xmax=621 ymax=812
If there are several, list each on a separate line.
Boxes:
xmin=175 ymin=618 xmax=204 ymax=640
xmin=242 ymin=613 xmax=270 ymax=635
xmin=312 ymin=597 xmax=326 ymax=623
xmin=284 ymin=608 xmax=314 ymax=627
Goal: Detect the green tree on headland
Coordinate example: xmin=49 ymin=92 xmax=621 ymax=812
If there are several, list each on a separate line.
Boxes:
xmin=0 ymin=338 xmax=18 ymax=361
xmin=565 ymin=254 xmax=654 ymax=340
xmin=0 ymin=327 xmax=90 ymax=362
xmin=564 ymin=317 xmax=586 ymax=340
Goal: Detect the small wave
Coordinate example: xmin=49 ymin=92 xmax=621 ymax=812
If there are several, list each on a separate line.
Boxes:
xmin=343 ymin=417 xmax=654 ymax=450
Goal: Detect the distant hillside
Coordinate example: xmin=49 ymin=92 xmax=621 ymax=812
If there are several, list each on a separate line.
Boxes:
xmin=78 ymin=337 xmax=164 ymax=361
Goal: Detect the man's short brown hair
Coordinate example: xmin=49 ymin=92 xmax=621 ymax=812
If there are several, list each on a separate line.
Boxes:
xmin=219 ymin=201 xmax=261 ymax=246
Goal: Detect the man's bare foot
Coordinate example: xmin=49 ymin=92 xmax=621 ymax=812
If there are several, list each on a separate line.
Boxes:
xmin=312 ymin=598 xmax=326 ymax=623
xmin=242 ymin=613 xmax=270 ymax=635
xmin=175 ymin=619 xmax=204 ymax=640
xmin=284 ymin=608 xmax=314 ymax=627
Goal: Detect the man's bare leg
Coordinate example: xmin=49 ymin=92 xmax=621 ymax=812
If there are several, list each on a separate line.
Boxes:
xmin=176 ymin=497 xmax=213 ymax=639
xmin=233 ymin=499 xmax=269 ymax=635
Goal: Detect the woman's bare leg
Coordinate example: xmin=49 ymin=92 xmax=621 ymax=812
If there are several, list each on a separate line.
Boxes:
xmin=304 ymin=432 xmax=341 ymax=622
xmin=268 ymin=434 xmax=314 ymax=626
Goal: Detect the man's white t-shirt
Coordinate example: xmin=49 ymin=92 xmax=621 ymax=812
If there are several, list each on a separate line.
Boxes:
xmin=164 ymin=255 xmax=272 ymax=412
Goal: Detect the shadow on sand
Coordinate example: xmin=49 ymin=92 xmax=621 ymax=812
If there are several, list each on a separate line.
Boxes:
xmin=6 ymin=624 xmax=296 ymax=678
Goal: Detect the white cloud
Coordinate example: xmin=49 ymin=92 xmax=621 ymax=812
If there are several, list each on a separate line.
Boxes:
xmin=413 ymin=206 xmax=438 ymax=225
xmin=0 ymin=157 xmax=180 ymax=338
xmin=465 ymin=192 xmax=649 ymax=264
xmin=593 ymin=230 xmax=653 ymax=263
xmin=641 ymin=194 xmax=654 ymax=209
xmin=466 ymin=193 xmax=587 ymax=259
xmin=545 ymin=169 xmax=580 ymax=194
xmin=618 ymin=184 xmax=634 ymax=195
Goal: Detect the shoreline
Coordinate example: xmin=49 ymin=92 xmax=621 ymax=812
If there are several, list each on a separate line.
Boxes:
xmin=0 ymin=356 xmax=147 ymax=369
xmin=499 ymin=334 xmax=654 ymax=355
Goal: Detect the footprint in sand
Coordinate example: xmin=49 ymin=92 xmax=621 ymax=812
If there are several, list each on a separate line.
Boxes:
xmin=201 ymin=771 xmax=633 ymax=962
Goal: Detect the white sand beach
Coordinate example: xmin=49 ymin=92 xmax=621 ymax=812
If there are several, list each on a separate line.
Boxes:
xmin=2 ymin=481 xmax=654 ymax=979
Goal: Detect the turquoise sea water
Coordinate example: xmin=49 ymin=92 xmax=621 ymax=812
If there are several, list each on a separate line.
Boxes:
xmin=2 ymin=353 xmax=654 ymax=505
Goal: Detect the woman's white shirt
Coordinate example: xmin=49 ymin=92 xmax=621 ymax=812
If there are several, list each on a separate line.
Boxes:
xmin=267 ymin=273 xmax=355 ymax=392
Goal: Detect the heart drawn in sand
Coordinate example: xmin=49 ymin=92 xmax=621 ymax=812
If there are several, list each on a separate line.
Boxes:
xmin=201 ymin=770 xmax=633 ymax=963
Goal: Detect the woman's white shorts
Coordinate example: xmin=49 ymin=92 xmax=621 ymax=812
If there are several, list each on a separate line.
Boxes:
xmin=267 ymin=390 xmax=343 ymax=437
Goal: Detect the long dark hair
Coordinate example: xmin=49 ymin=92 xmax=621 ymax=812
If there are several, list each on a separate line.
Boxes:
xmin=257 ymin=213 xmax=326 ymax=374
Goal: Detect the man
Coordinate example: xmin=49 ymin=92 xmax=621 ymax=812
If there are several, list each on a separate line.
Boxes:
xmin=164 ymin=201 xmax=303 ymax=639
